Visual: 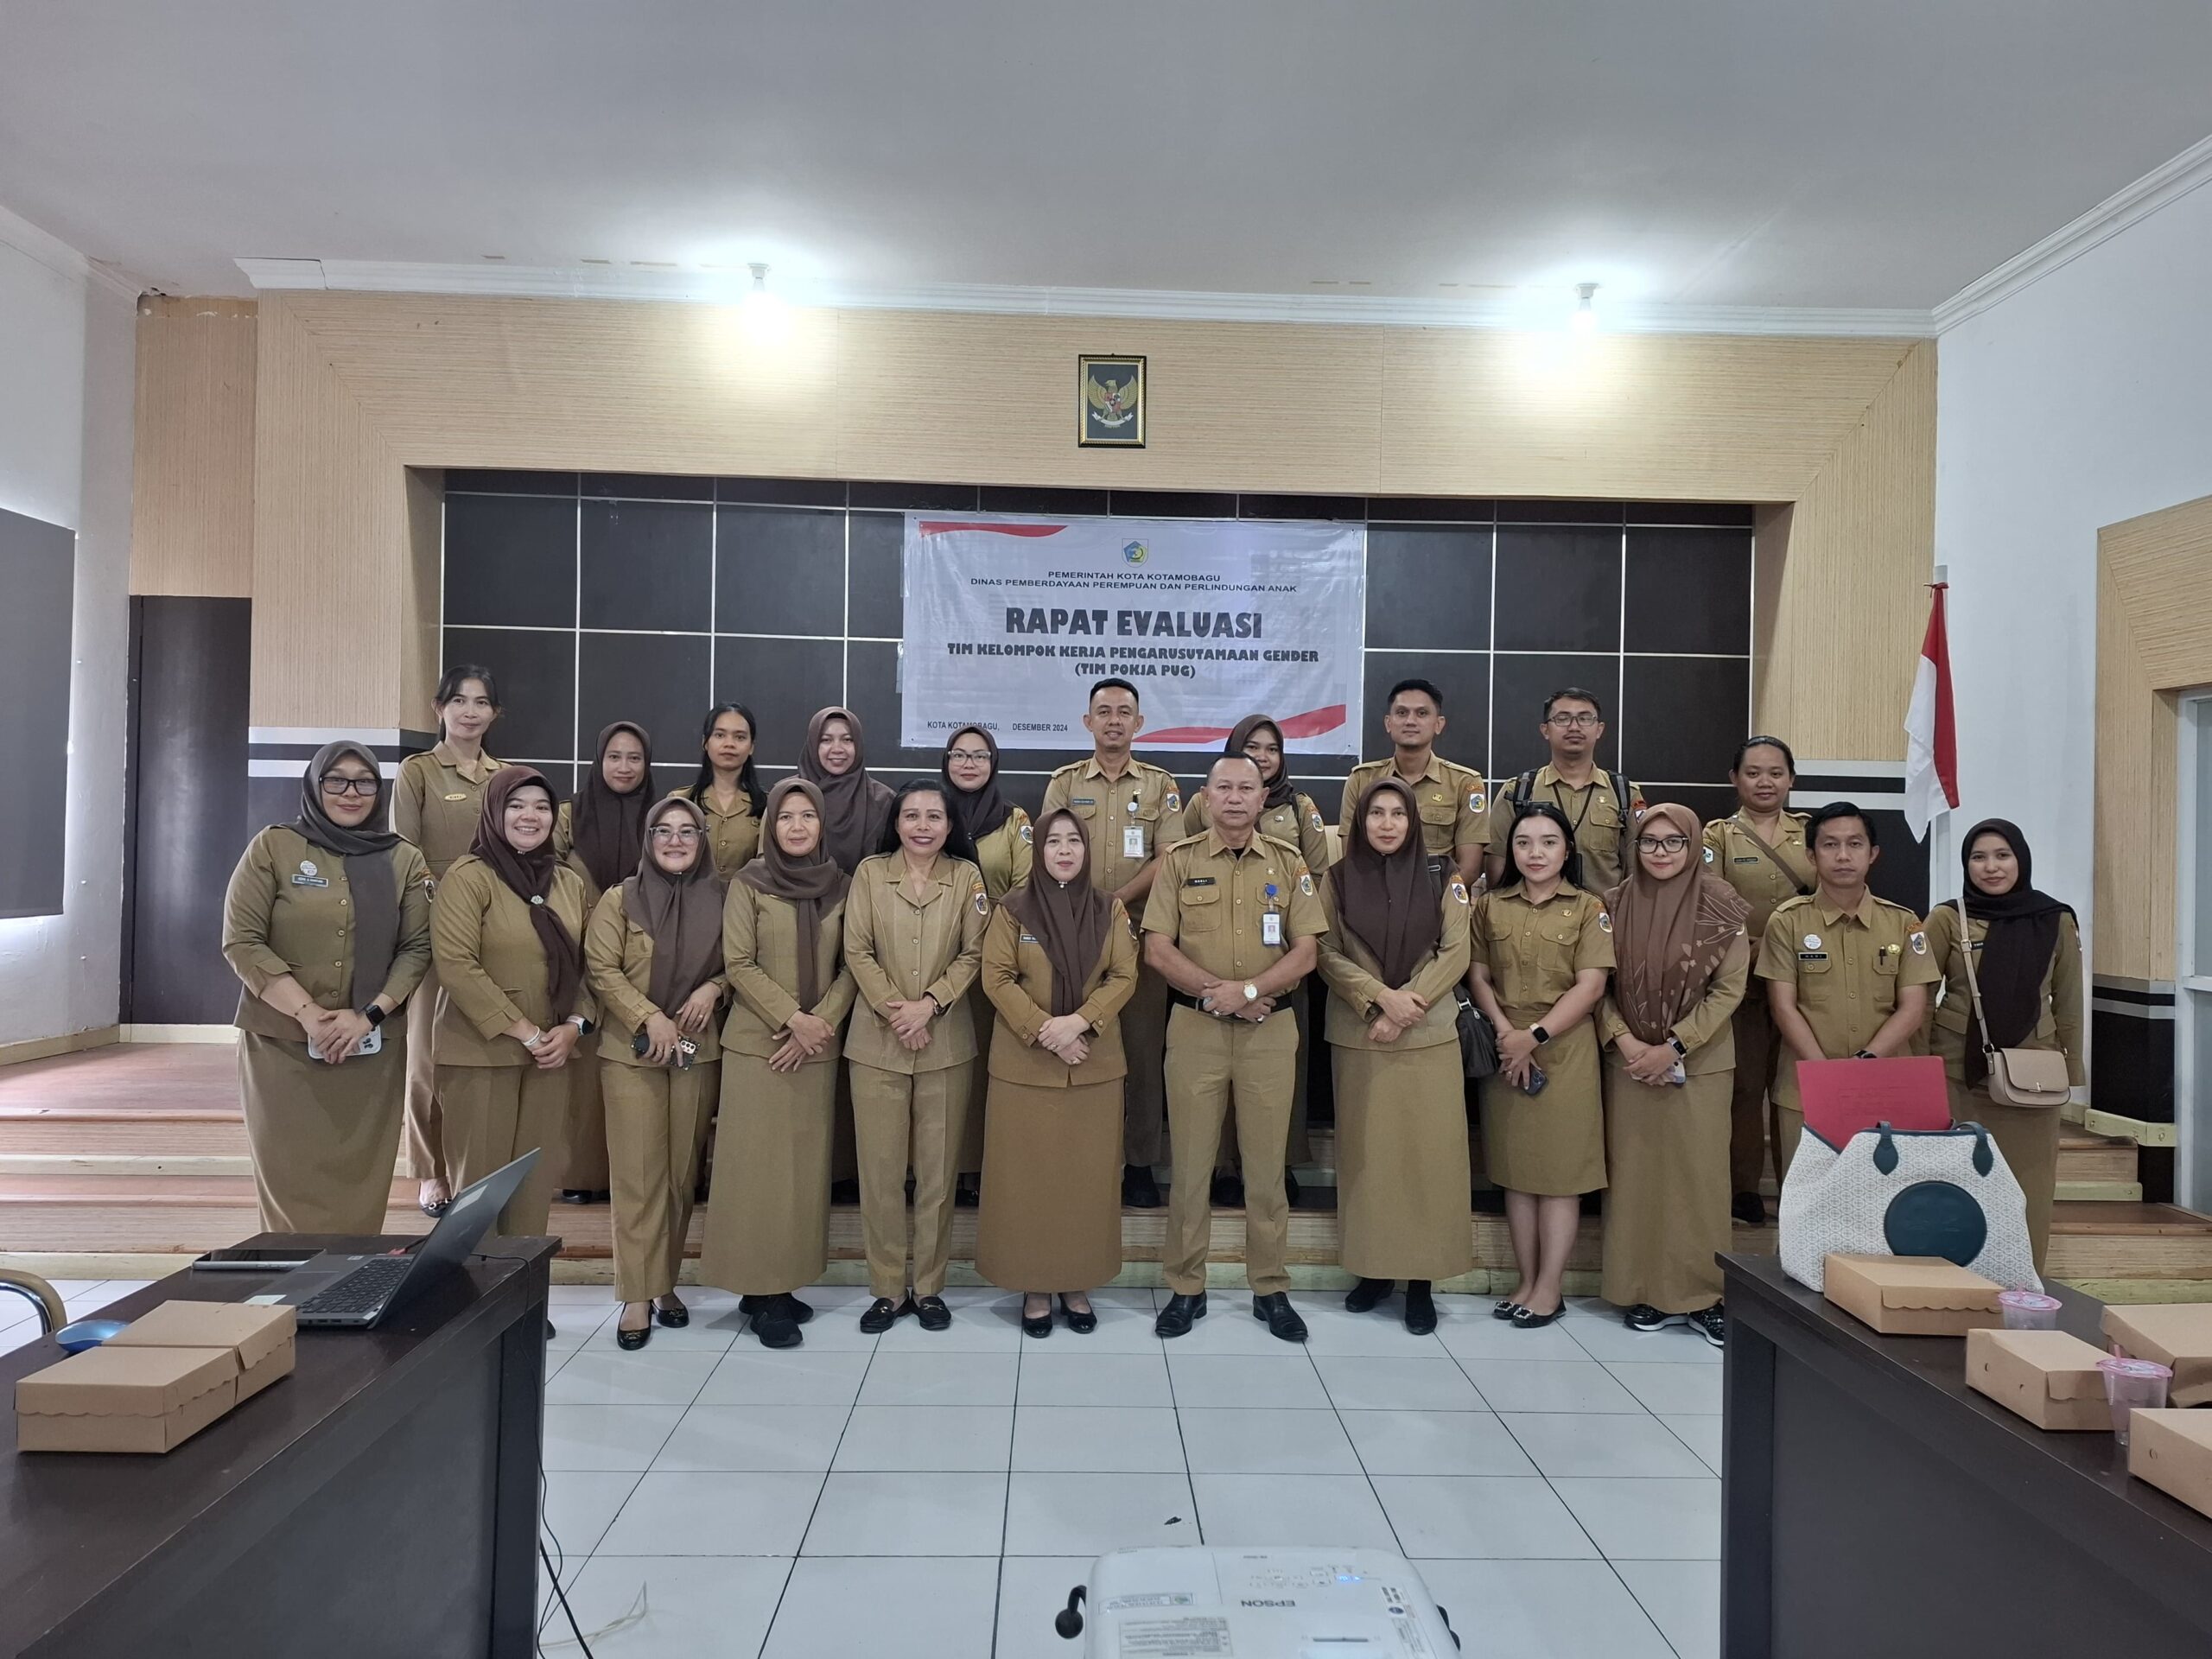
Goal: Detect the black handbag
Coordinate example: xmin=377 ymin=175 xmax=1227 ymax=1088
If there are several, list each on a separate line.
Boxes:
xmin=1454 ymin=986 xmax=1499 ymax=1079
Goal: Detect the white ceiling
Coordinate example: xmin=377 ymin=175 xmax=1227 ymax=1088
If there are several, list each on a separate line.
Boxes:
xmin=3 ymin=1 xmax=2210 ymax=314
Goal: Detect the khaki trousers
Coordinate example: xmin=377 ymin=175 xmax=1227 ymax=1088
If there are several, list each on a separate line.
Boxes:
xmin=436 ymin=1063 xmax=570 ymax=1237
xmin=1120 ymin=964 xmax=1169 ymax=1167
xmin=602 ymin=1060 xmax=716 ymax=1302
xmin=556 ymin=1034 xmax=610 ymax=1192
xmin=1215 ymin=981 xmax=1313 ymax=1175
xmin=1728 ymin=999 xmax=1783 ymax=1195
xmin=850 ymin=1061 xmax=974 ymax=1300
xmin=400 ymin=963 xmax=448 ymax=1181
xmin=1163 ymin=1005 xmax=1296 ymax=1296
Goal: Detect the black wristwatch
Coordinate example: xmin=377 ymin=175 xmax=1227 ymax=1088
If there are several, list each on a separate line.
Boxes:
xmin=1853 ymin=1049 xmax=1878 ymax=1059
xmin=1668 ymin=1034 xmax=1688 ymax=1058
xmin=1529 ymin=1025 xmax=1552 ymax=1046
xmin=361 ymin=1004 xmax=387 ymax=1028
xmin=569 ymin=1015 xmax=595 ymax=1037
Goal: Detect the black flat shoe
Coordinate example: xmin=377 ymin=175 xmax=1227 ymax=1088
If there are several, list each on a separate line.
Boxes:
xmin=1253 ymin=1292 xmax=1308 ymax=1343
xmin=1022 ymin=1306 xmax=1053 ymax=1338
xmin=1511 ymin=1303 xmax=1563 ymax=1329
xmin=830 ymin=1179 xmax=861 ymax=1205
xmin=913 ymin=1295 xmax=952 ymax=1331
xmin=955 ymin=1179 xmax=981 ymax=1208
xmin=753 ymin=1310 xmax=803 ymax=1349
xmin=859 ymin=1297 xmax=904 ymax=1333
xmin=1403 ymin=1281 xmax=1437 ymax=1336
xmin=1059 ymin=1295 xmax=1097 ymax=1334
xmin=653 ymin=1301 xmax=690 ymax=1328
xmin=615 ymin=1322 xmax=652 ymax=1351
xmin=1155 ymin=1291 xmax=1207 ymax=1338
xmin=419 ymin=1197 xmax=451 ymax=1219
xmin=1344 ymin=1277 xmax=1393 ymax=1314
xmin=1210 ymin=1172 xmax=1245 ymax=1209
xmin=1122 ymin=1165 xmax=1163 ymax=1209
xmin=559 ymin=1189 xmax=594 ymax=1205
xmin=545 ymin=1319 xmax=557 ymax=1340
xmin=1732 ymin=1192 xmax=1767 ymax=1228
xmin=1491 ymin=1299 xmax=1524 ymax=1321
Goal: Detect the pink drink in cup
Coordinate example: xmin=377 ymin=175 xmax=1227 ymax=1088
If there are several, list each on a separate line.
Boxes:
xmin=2098 ymin=1356 xmax=2171 ymax=1446
xmin=1998 ymin=1291 xmax=2062 ymax=1331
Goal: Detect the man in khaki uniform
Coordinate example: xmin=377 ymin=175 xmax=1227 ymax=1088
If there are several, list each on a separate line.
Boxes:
xmin=1041 ymin=677 xmax=1183 ymax=1207
xmin=1755 ymin=802 xmax=1940 ymax=1179
xmin=1339 ymin=677 xmax=1487 ymax=886
xmin=1144 ymin=754 xmax=1325 ymax=1343
xmin=1486 ymin=686 xmax=1645 ymax=894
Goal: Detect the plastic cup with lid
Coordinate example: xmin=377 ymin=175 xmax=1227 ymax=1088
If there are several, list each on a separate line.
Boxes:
xmin=1998 ymin=1290 xmax=2063 ymax=1331
xmin=2098 ymin=1356 xmax=2172 ymax=1446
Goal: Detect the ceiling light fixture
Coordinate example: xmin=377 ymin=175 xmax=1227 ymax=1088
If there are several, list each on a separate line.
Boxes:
xmin=1569 ymin=282 xmax=1599 ymax=334
xmin=741 ymin=262 xmax=785 ymax=317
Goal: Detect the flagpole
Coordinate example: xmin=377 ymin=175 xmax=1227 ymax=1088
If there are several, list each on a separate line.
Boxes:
xmin=1926 ymin=566 xmax=1954 ymax=904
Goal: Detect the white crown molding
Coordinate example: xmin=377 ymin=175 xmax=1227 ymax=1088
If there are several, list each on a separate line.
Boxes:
xmin=0 ymin=202 xmax=141 ymax=298
xmin=237 ymin=256 xmax=1931 ymax=339
xmin=1934 ymin=132 xmax=2212 ymax=333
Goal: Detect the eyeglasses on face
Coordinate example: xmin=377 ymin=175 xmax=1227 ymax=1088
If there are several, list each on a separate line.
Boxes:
xmin=320 ymin=776 xmax=379 ymax=798
xmin=1635 ymin=835 xmax=1691 ymax=855
xmin=945 ymin=749 xmax=993 ymax=765
xmin=650 ymin=825 xmax=702 ymax=842
xmin=1547 ymin=711 xmax=1601 ymax=728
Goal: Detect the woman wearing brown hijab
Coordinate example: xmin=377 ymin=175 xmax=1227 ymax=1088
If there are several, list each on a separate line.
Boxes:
xmin=976 ymin=810 xmax=1139 ymax=1334
xmin=221 ymin=742 xmax=434 ymax=1233
xmin=586 ymin=796 xmax=728 ymax=1350
xmin=943 ymin=725 xmax=1035 ymax=1204
xmin=1316 ymin=779 xmax=1474 ymax=1332
xmin=798 ymin=706 xmax=895 ymax=874
xmin=551 ymin=721 xmax=653 ymax=1203
xmin=700 ymin=779 xmax=858 ymax=1349
xmin=429 ymin=765 xmax=596 ymax=1236
xmin=1598 ymin=802 xmax=1751 ymax=1344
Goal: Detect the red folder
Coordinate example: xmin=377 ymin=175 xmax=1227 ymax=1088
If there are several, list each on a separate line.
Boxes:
xmin=1796 ymin=1055 xmax=1951 ymax=1147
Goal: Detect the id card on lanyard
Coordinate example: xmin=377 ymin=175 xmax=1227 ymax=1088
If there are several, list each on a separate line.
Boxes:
xmin=1262 ymin=880 xmax=1283 ymax=946
xmin=1122 ymin=797 xmax=1145 ymax=861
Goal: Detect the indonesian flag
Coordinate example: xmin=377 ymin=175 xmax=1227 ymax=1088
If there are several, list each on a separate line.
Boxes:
xmin=1904 ymin=582 xmax=1960 ymax=840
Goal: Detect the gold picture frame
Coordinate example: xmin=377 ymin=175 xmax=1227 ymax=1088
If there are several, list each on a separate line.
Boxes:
xmin=1077 ymin=354 xmax=1146 ymax=448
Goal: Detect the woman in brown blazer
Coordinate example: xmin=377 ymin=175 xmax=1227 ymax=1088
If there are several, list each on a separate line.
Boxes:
xmin=429 ymin=765 xmax=594 ymax=1236
xmin=222 ymin=741 xmax=433 ymax=1233
xmin=586 ymin=796 xmax=728 ymax=1350
xmin=1316 ymin=779 xmax=1474 ymax=1334
xmin=393 ymin=664 xmax=503 ymax=1217
xmin=843 ymin=779 xmax=988 ymax=1333
xmin=701 ymin=779 xmax=857 ymax=1349
xmin=975 ymin=810 xmax=1139 ymax=1335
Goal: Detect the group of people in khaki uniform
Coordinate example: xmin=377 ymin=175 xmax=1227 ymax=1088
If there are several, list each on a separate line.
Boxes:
xmin=219 ymin=667 xmax=2086 ymax=1355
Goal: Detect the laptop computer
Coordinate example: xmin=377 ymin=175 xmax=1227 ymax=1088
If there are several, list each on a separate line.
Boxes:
xmin=274 ymin=1150 xmax=538 ymax=1329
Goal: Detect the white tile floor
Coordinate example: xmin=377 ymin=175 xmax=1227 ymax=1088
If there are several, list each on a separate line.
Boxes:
xmin=530 ymin=1282 xmax=1725 ymax=1657
xmin=3 ymin=1280 xmax=1725 ymax=1656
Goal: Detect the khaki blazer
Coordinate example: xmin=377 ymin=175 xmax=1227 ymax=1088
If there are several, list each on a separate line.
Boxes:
xmin=981 ymin=901 xmax=1139 ymax=1086
xmin=842 ymin=853 xmax=988 ymax=1075
xmin=222 ymin=825 xmax=434 ymax=1040
xmin=720 ymin=881 xmax=859 ymax=1062
xmin=429 ymin=855 xmax=596 ymax=1066
xmin=1315 ymin=876 xmax=1471 ymax=1052
xmin=584 ymin=885 xmax=730 ymax=1068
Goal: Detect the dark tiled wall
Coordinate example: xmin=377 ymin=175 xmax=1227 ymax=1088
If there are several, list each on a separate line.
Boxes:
xmin=442 ymin=474 xmax=1754 ymax=823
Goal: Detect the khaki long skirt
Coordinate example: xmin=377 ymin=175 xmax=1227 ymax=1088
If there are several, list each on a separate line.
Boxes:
xmin=1334 ymin=1043 xmax=1474 ymax=1282
xmin=436 ymin=1062 xmax=569 ymax=1236
xmin=976 ymin=1075 xmax=1124 ymax=1292
xmin=554 ymin=1033 xmax=609 ymax=1192
xmin=700 ymin=1054 xmax=836 ymax=1296
xmin=1949 ymin=1084 xmax=2061 ymax=1273
xmin=1480 ymin=1020 xmax=1606 ymax=1197
xmin=1600 ymin=1059 xmax=1732 ymax=1313
xmin=238 ymin=1030 xmax=407 ymax=1235
xmin=958 ymin=982 xmax=994 ymax=1176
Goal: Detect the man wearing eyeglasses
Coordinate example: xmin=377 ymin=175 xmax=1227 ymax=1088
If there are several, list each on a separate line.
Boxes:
xmin=1486 ymin=687 xmax=1645 ymax=893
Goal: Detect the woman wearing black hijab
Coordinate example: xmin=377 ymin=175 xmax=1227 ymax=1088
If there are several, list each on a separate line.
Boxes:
xmin=1922 ymin=819 xmax=2083 ymax=1268
xmin=221 ymin=742 xmax=435 ymax=1232
xmin=429 ymin=765 xmax=596 ymax=1236
xmin=943 ymin=725 xmax=1035 ymax=1202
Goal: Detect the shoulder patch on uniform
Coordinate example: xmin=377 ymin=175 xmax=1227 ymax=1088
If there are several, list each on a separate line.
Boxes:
xmin=1468 ymin=788 xmax=1484 ymax=813
xmin=973 ymin=880 xmax=989 ymax=918
xmin=1597 ymin=909 xmax=1612 ymax=932
xmin=1450 ymin=880 xmax=1469 ymax=905
xmin=1017 ymin=820 xmax=1033 ymax=844
xmin=1309 ymin=810 xmax=1325 ymax=831
xmin=1296 ymin=868 xmax=1315 ymax=896
xmin=1165 ymin=790 xmax=1182 ymax=813
xmin=1910 ymin=929 xmax=1928 ymax=956
xmin=1701 ymin=845 xmax=1716 ymax=865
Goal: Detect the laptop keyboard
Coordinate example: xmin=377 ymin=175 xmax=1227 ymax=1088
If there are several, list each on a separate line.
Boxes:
xmin=298 ymin=1254 xmax=414 ymax=1319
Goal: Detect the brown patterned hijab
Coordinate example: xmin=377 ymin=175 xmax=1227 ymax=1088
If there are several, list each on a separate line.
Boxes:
xmin=1603 ymin=802 xmax=1750 ymax=1044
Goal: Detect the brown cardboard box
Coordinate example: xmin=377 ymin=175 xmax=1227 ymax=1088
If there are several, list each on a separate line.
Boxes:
xmin=2128 ymin=1409 xmax=2212 ymax=1518
xmin=16 ymin=1344 xmax=238 ymax=1453
xmin=106 ymin=1300 xmax=296 ymax=1402
xmin=1823 ymin=1254 xmax=2005 ymax=1335
xmin=2101 ymin=1303 xmax=2212 ymax=1408
xmin=1966 ymin=1327 xmax=2114 ymax=1430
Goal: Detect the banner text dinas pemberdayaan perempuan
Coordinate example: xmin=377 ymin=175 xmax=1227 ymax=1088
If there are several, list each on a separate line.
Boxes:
xmin=1003 ymin=607 xmax=1263 ymax=639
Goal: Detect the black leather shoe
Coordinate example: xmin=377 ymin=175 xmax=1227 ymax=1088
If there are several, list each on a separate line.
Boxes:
xmin=616 ymin=1320 xmax=651 ymax=1351
xmin=1344 ymin=1277 xmax=1393 ymax=1313
xmin=1403 ymin=1281 xmax=1437 ymax=1335
xmin=913 ymin=1295 xmax=952 ymax=1331
xmin=830 ymin=1179 xmax=861 ymax=1205
xmin=1122 ymin=1165 xmax=1163 ymax=1208
xmin=956 ymin=1179 xmax=981 ymax=1208
xmin=782 ymin=1294 xmax=816 ymax=1326
xmin=1059 ymin=1295 xmax=1097 ymax=1334
xmin=1022 ymin=1306 xmax=1053 ymax=1338
xmin=859 ymin=1297 xmax=904 ymax=1333
xmin=1155 ymin=1292 xmax=1207 ymax=1338
xmin=754 ymin=1310 xmax=803 ymax=1349
xmin=1511 ymin=1302 xmax=1563 ymax=1329
xmin=653 ymin=1300 xmax=690 ymax=1328
xmin=1491 ymin=1299 xmax=1523 ymax=1321
xmin=1732 ymin=1192 xmax=1767 ymax=1228
xmin=559 ymin=1189 xmax=593 ymax=1205
xmin=1211 ymin=1172 xmax=1245 ymax=1208
xmin=545 ymin=1319 xmax=558 ymax=1341
xmin=1253 ymin=1292 xmax=1308 ymax=1343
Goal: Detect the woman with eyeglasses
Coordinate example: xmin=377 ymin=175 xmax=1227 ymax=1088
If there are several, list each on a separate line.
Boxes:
xmin=430 ymin=765 xmax=595 ymax=1236
xmin=550 ymin=721 xmax=655 ymax=1205
xmin=585 ymin=797 xmax=728 ymax=1350
xmin=222 ymin=742 xmax=434 ymax=1232
xmin=1466 ymin=801 xmax=1615 ymax=1329
xmin=680 ymin=702 xmax=766 ymax=880
xmin=943 ymin=726 xmax=1033 ymax=1205
xmin=1598 ymin=805 xmax=1750 ymax=1346
xmin=393 ymin=664 xmax=504 ymax=1218
xmin=1702 ymin=736 xmax=1815 ymax=1226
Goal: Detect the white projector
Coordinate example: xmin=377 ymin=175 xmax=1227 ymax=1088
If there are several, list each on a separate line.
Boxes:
xmin=1051 ymin=1546 xmax=1462 ymax=1655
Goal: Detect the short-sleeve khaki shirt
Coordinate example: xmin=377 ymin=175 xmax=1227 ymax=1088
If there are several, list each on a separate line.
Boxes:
xmin=1040 ymin=757 xmax=1183 ymax=894
xmin=1701 ymin=810 xmax=1814 ymax=943
xmin=1141 ymin=830 xmax=1326 ymax=983
xmin=1183 ymin=790 xmax=1332 ymax=874
xmin=1755 ymin=892 xmax=1942 ymax=1106
xmin=1499 ymin=766 xmax=1645 ymax=894
xmin=1471 ymin=884 xmax=1615 ymax=1022
xmin=1338 ymin=754 xmax=1488 ymax=856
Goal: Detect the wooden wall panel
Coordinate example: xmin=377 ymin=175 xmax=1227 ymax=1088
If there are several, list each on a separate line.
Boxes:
xmin=130 ymin=296 xmax=256 ymax=596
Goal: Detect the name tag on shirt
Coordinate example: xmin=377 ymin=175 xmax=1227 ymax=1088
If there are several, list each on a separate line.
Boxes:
xmin=1123 ymin=824 xmax=1146 ymax=860
xmin=1262 ymin=912 xmax=1283 ymax=946
xmin=289 ymin=874 xmax=330 ymax=888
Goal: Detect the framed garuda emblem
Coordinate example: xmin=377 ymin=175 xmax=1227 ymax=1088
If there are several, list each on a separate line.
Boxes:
xmin=1077 ymin=354 xmax=1146 ymax=448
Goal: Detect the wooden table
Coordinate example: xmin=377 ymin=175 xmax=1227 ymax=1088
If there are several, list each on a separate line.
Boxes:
xmin=1723 ymin=1252 xmax=2212 ymax=1656
xmin=0 ymin=1234 xmax=553 ymax=1658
